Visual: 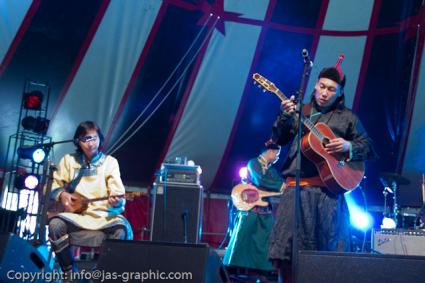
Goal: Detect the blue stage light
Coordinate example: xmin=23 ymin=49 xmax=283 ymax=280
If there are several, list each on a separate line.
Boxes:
xmin=32 ymin=148 xmax=46 ymax=163
xmin=345 ymin=193 xmax=373 ymax=231
xmin=17 ymin=146 xmax=47 ymax=163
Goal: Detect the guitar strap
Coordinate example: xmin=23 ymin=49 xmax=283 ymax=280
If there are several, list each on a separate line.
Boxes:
xmin=67 ymin=170 xmax=83 ymax=194
xmin=302 ymin=103 xmax=312 ymax=117
xmin=304 ymin=102 xmax=336 ymax=126
xmin=302 ymin=103 xmax=321 ymax=125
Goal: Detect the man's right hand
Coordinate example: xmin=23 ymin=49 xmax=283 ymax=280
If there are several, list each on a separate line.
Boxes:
xmin=59 ymin=191 xmax=78 ymax=211
xmin=281 ymin=95 xmax=296 ymax=115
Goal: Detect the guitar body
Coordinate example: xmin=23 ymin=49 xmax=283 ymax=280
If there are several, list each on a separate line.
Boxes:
xmin=301 ymin=122 xmax=365 ymax=194
xmin=48 ymin=192 xmax=90 ymax=216
xmin=231 ymin=183 xmax=282 ymax=211
xmin=66 ymin=192 xmax=90 ymax=213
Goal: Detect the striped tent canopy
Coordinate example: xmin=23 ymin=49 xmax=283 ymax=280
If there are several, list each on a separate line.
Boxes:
xmin=1 ymin=0 xmax=424 ymax=206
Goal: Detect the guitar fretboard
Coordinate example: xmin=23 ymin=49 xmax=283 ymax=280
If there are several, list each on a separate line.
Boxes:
xmin=301 ymin=116 xmax=325 ymax=141
xmin=275 ymin=89 xmax=325 ymax=142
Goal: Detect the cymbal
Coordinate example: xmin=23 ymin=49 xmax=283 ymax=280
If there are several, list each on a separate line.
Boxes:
xmin=380 ymin=172 xmax=410 ymax=185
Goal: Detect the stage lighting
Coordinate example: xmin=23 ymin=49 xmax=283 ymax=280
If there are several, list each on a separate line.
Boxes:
xmin=21 ymin=116 xmax=50 ymax=135
xmin=15 ymin=173 xmax=39 ymax=190
xmin=350 ymin=211 xmax=373 ymax=231
xmin=381 ymin=217 xmax=397 ymax=229
xmin=345 ymin=193 xmax=373 ymax=232
xmin=239 ymin=167 xmax=248 ymax=179
xmin=17 ymin=146 xmax=47 ymax=163
xmin=23 ymin=90 xmax=43 ymax=110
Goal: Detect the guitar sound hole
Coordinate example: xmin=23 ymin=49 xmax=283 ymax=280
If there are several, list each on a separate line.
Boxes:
xmin=241 ymin=189 xmax=260 ymax=203
xmin=322 ymin=137 xmax=330 ymax=148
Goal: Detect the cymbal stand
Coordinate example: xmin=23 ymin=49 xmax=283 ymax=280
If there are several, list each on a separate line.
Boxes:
xmin=382 ymin=188 xmax=389 ymax=218
xmin=422 ymin=173 xmax=425 ymax=206
xmin=391 ymin=181 xmax=400 ymax=227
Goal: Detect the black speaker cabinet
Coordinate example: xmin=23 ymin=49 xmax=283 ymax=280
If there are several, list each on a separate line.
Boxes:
xmin=95 ymin=240 xmax=228 ymax=283
xmin=297 ymin=251 xmax=425 ymax=283
xmin=0 ymin=233 xmax=52 ymax=283
xmin=0 ymin=209 xmax=24 ymax=233
xmin=150 ymin=182 xmax=203 ymax=243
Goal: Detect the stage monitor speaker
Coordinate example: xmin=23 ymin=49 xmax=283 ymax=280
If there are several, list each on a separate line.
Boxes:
xmin=150 ymin=183 xmax=203 ymax=243
xmin=372 ymin=229 xmax=425 ymax=256
xmin=297 ymin=251 xmax=425 ymax=283
xmin=0 ymin=209 xmax=24 ymax=233
xmin=95 ymin=240 xmax=228 ymax=283
xmin=0 ymin=233 xmax=52 ymax=283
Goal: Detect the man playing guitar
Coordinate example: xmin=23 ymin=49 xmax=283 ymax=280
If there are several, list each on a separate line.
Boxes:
xmin=267 ymin=55 xmax=377 ymax=283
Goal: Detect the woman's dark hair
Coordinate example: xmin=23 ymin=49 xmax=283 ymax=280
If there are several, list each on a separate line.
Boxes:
xmin=73 ymin=121 xmax=104 ymax=152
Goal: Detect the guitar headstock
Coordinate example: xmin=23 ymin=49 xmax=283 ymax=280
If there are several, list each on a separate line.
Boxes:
xmin=252 ymin=73 xmax=278 ymax=94
xmin=125 ymin=191 xmax=145 ymax=201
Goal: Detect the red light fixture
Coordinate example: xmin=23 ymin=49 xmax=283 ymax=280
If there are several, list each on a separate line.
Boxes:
xmin=23 ymin=90 xmax=43 ymax=110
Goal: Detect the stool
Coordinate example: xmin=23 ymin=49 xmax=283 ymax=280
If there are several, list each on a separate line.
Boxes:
xmin=69 ymin=230 xmax=106 ymax=261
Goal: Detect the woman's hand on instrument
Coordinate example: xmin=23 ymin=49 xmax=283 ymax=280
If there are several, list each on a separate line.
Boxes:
xmin=281 ymin=95 xmax=296 ymax=114
xmin=59 ymin=192 xmax=77 ymax=209
xmin=108 ymin=195 xmax=123 ymax=207
xmin=325 ymin=138 xmax=351 ymax=153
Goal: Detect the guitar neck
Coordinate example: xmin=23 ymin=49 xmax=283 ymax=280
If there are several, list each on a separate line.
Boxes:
xmin=84 ymin=194 xmax=125 ymax=204
xmin=252 ymin=73 xmax=325 ymax=142
xmin=273 ymin=89 xmax=325 ymax=142
xmin=259 ymin=191 xmax=282 ymax=197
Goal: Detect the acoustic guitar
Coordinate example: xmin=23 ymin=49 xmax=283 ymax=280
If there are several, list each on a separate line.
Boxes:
xmin=252 ymin=73 xmax=365 ymax=194
xmin=231 ymin=183 xmax=282 ymax=211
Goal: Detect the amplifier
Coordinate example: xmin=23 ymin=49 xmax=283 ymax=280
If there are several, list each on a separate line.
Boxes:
xmin=150 ymin=183 xmax=203 ymax=243
xmin=158 ymin=163 xmax=201 ymax=185
xmin=372 ymin=229 xmax=425 ymax=256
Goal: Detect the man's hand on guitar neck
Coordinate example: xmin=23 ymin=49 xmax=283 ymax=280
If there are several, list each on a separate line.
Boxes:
xmin=280 ymin=95 xmax=296 ymax=115
xmin=59 ymin=191 xmax=78 ymax=211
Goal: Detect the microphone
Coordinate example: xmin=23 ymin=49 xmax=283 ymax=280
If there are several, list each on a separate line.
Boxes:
xmin=302 ymin=49 xmax=313 ymax=67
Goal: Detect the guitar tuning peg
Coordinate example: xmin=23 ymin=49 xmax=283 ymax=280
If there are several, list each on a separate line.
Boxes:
xmin=263 ymin=89 xmax=267 ymax=92
xmin=257 ymin=85 xmax=261 ymax=88
xmin=253 ymin=81 xmax=257 ymax=85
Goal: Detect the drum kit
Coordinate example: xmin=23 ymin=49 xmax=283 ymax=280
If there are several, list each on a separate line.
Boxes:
xmin=380 ymin=172 xmax=425 ymax=229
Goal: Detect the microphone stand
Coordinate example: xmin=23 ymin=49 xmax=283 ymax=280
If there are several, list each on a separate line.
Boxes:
xmin=182 ymin=209 xmax=189 ymax=243
xmin=36 ymin=139 xmax=75 ymax=149
xmin=292 ymin=52 xmax=312 ymax=283
xmin=35 ymin=139 xmax=75 ymax=243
